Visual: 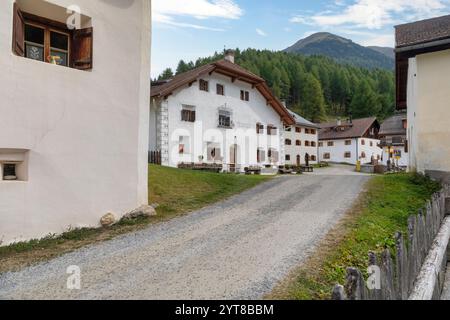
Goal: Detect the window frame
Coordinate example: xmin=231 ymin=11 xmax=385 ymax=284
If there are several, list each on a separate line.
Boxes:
xmin=216 ymin=83 xmax=225 ymax=96
xmin=199 ymin=79 xmax=209 ymax=92
xmin=323 ymin=153 xmax=331 ymax=160
xmin=344 ymin=152 xmax=352 ymax=158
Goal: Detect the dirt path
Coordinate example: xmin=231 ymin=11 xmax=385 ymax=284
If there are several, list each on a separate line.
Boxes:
xmin=0 ymin=165 xmax=371 ymax=300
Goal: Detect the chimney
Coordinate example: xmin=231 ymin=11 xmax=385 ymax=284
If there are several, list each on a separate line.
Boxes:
xmin=224 ymin=49 xmax=235 ymax=64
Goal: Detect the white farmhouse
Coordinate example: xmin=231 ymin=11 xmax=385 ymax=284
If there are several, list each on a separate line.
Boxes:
xmin=0 ymin=0 xmax=151 ymax=245
xmin=284 ymin=110 xmax=319 ymax=166
xmin=149 ymin=51 xmax=295 ymax=172
xmin=318 ymin=117 xmax=382 ymax=165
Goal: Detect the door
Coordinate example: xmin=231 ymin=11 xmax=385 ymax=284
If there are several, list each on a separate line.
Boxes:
xmin=296 ymin=155 xmax=301 ymax=166
xmin=229 ymin=144 xmax=238 ymax=172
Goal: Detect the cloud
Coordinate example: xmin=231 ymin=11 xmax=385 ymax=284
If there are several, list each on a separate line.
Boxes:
xmin=153 ymin=0 xmax=243 ymax=30
xmin=290 ymin=0 xmax=449 ymax=29
xmin=359 ymin=34 xmax=395 ymax=47
xmin=256 ymin=28 xmax=267 ymax=36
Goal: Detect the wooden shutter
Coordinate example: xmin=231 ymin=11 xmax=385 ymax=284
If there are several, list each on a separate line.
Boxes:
xmin=72 ymin=28 xmax=93 ymax=70
xmin=12 ymin=3 xmax=25 ymax=56
xmin=396 ymin=58 xmax=408 ymax=109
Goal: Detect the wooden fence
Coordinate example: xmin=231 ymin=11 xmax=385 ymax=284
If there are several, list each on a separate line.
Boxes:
xmin=149 ymin=151 xmax=161 ymax=165
xmin=332 ymin=185 xmax=450 ymax=300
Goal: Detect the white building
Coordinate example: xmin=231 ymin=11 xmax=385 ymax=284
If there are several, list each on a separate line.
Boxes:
xmin=0 ymin=0 xmax=151 ymax=245
xmin=318 ymin=117 xmax=382 ymax=165
xmin=379 ymin=112 xmax=409 ymax=168
xmin=284 ymin=110 xmax=319 ymax=166
xmin=395 ymin=15 xmax=450 ymax=182
xmin=150 ymin=51 xmax=295 ymax=172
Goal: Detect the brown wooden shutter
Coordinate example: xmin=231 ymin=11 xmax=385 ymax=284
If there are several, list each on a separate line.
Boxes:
xmin=12 ymin=3 xmax=25 ymax=56
xmin=72 ymin=28 xmax=93 ymax=70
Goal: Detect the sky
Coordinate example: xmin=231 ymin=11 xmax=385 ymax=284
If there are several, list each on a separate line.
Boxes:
xmin=152 ymin=0 xmax=450 ymax=77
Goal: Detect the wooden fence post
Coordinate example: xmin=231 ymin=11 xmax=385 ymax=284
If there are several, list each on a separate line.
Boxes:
xmin=345 ymin=268 xmax=367 ymax=300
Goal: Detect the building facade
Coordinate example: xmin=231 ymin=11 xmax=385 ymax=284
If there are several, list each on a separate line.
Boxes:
xmin=283 ymin=110 xmax=319 ymax=166
xmin=379 ymin=112 xmax=409 ymax=168
xmin=150 ymin=52 xmax=295 ymax=172
xmin=0 ymin=0 xmax=151 ymax=245
xmin=318 ymin=118 xmax=382 ymax=165
xmin=395 ymin=15 xmax=450 ymax=181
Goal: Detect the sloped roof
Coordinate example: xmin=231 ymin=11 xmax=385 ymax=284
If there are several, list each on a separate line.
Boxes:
xmin=395 ymin=14 xmax=450 ymax=48
xmin=379 ymin=113 xmax=407 ymax=136
xmin=287 ymin=110 xmax=319 ymax=128
xmin=318 ymin=117 xmax=378 ymax=140
xmin=151 ymin=59 xmax=294 ymax=124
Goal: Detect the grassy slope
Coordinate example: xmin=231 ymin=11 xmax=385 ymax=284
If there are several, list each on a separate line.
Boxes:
xmin=0 ymin=165 xmax=270 ymax=273
xmin=269 ymin=173 xmax=441 ymax=300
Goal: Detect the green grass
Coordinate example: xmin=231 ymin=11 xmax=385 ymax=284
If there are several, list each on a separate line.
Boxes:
xmin=271 ymin=173 xmax=441 ymax=300
xmin=0 ymin=165 xmax=271 ymax=272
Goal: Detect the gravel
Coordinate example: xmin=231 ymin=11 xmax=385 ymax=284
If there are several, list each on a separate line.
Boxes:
xmin=0 ymin=165 xmax=371 ymax=300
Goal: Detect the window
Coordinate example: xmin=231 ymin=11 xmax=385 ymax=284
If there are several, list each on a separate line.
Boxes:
xmin=285 ymin=155 xmax=291 ymax=161
xmin=344 ymin=152 xmax=351 ymax=158
xmin=216 ymin=84 xmax=225 ymax=96
xmin=311 ymin=141 xmax=316 ymax=147
xmin=179 ymin=136 xmax=190 ymax=154
xmin=324 ymin=153 xmax=331 ymax=160
xmin=199 ymin=79 xmax=209 ymax=92
xmin=12 ymin=4 xmax=93 ymax=70
xmin=267 ymin=125 xmax=277 ymax=135
xmin=285 ymin=139 xmax=292 ymax=146
xmin=256 ymin=123 xmax=264 ymax=134
xmin=305 ymin=141 xmax=310 ymax=147
xmin=296 ymin=140 xmax=301 ymax=146
xmin=370 ymin=141 xmax=373 ymax=147
xmin=311 ymin=129 xmax=316 ymax=135
xmin=257 ymin=148 xmax=266 ymax=163
xmin=361 ymin=139 xmax=366 ymax=145
xmin=345 ymin=140 xmax=352 ymax=146
xmin=218 ymin=109 xmax=232 ymax=128
xmin=305 ymin=128 xmax=310 ymax=134
xmin=319 ymin=142 xmax=323 ymax=147
xmin=181 ymin=105 xmax=196 ymax=122
xmin=284 ymin=126 xmax=292 ymax=132
xmin=402 ymin=119 xmax=407 ymax=129
xmin=268 ymin=148 xmax=279 ymax=162
xmin=327 ymin=141 xmax=334 ymax=147
xmin=240 ymin=90 xmax=250 ymax=101
xmin=361 ymin=152 xmax=366 ymax=158
xmin=296 ymin=127 xmax=301 ymax=133
xmin=311 ymin=155 xmax=317 ymax=161
xmin=2 ymin=164 xmax=17 ymax=181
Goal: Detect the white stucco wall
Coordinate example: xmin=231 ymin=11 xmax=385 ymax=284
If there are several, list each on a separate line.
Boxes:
xmin=284 ymin=126 xmax=318 ymax=165
xmin=406 ymin=49 xmax=450 ymax=177
xmin=0 ymin=0 xmax=151 ymax=245
xmin=318 ymin=138 xmax=382 ymax=165
xmin=150 ymin=72 xmax=285 ymax=171
xmin=381 ymin=146 xmax=409 ymax=167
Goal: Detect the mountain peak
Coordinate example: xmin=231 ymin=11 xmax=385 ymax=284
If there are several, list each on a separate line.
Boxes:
xmin=284 ymin=32 xmax=394 ymax=70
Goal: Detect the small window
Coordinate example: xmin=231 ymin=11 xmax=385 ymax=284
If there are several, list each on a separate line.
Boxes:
xmin=257 ymin=148 xmax=266 ymax=163
xmin=361 ymin=152 xmax=366 ymax=158
xmin=181 ymin=106 xmax=196 ymax=122
xmin=311 ymin=141 xmax=316 ymax=147
xmin=311 ymin=155 xmax=317 ymax=161
xmin=216 ymin=84 xmax=225 ymax=96
xmin=296 ymin=140 xmax=301 ymax=146
xmin=218 ymin=110 xmax=232 ymax=128
xmin=256 ymin=123 xmax=264 ymax=134
xmin=305 ymin=128 xmax=310 ymax=134
xmin=344 ymin=152 xmax=351 ymax=158
xmin=310 ymin=129 xmax=316 ymax=135
xmin=2 ymin=164 xmax=17 ymax=181
xmin=285 ymin=155 xmax=291 ymax=161
xmin=268 ymin=148 xmax=279 ymax=162
xmin=305 ymin=141 xmax=310 ymax=147
xmin=345 ymin=140 xmax=352 ymax=146
xmin=327 ymin=141 xmax=334 ymax=147
xmin=285 ymin=139 xmax=292 ymax=146
xmin=361 ymin=139 xmax=366 ymax=146
xmin=199 ymin=79 xmax=209 ymax=92
xmin=324 ymin=153 xmax=331 ymax=160
xmin=296 ymin=127 xmax=301 ymax=133
xmin=240 ymin=90 xmax=250 ymax=101
xmin=267 ymin=125 xmax=277 ymax=136
xmin=370 ymin=141 xmax=373 ymax=147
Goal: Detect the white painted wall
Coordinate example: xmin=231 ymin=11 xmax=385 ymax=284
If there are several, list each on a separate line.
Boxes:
xmin=381 ymin=146 xmax=409 ymax=167
xmin=318 ymin=138 xmax=382 ymax=165
xmin=0 ymin=0 xmax=151 ymax=245
xmin=150 ymin=72 xmax=285 ymax=171
xmin=284 ymin=126 xmax=318 ymax=165
xmin=406 ymin=49 xmax=450 ymax=178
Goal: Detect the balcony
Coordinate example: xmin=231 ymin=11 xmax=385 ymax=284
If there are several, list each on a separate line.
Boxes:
xmin=380 ymin=136 xmax=406 ymax=147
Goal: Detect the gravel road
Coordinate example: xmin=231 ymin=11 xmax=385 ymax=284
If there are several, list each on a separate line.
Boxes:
xmin=0 ymin=165 xmax=371 ymax=300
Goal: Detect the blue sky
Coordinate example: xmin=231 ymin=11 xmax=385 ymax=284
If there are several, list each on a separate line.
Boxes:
xmin=152 ymin=0 xmax=450 ymax=77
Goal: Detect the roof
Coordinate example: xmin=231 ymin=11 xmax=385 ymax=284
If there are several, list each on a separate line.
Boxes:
xmin=379 ymin=113 xmax=407 ymax=137
xmin=395 ymin=14 xmax=450 ymax=49
xmin=318 ymin=117 xmax=378 ymax=140
xmin=151 ymin=59 xmax=294 ymax=125
xmin=287 ymin=110 xmax=319 ymax=128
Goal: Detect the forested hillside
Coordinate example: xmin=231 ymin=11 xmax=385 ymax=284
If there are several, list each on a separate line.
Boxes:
xmin=156 ymin=49 xmax=395 ymax=123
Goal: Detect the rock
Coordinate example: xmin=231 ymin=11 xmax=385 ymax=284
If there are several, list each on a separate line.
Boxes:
xmin=100 ymin=213 xmax=117 ymax=227
xmin=123 ymin=205 xmax=157 ymax=220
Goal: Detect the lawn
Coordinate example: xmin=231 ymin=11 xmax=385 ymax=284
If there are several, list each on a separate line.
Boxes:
xmin=0 ymin=165 xmax=271 ymax=273
xmin=268 ymin=173 xmax=441 ymax=300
